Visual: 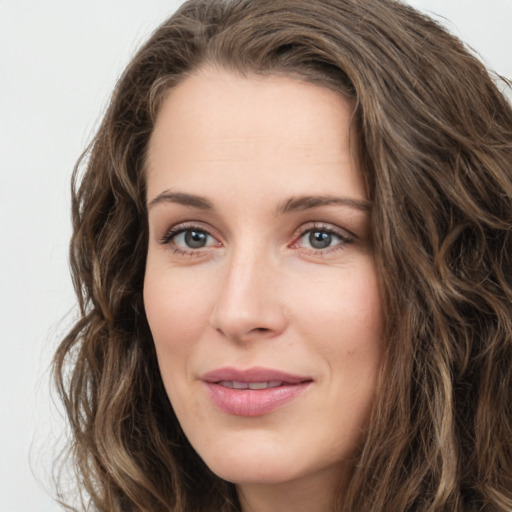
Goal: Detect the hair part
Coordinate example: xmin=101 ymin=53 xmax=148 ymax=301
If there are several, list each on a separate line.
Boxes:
xmin=53 ymin=0 xmax=512 ymax=510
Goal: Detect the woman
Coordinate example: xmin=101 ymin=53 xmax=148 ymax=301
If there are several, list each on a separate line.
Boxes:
xmin=53 ymin=0 xmax=512 ymax=510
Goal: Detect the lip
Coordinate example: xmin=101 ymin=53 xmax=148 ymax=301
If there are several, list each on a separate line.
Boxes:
xmin=201 ymin=366 xmax=313 ymax=417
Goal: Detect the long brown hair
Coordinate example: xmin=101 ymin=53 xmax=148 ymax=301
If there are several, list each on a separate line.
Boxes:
xmin=53 ymin=0 xmax=512 ymax=510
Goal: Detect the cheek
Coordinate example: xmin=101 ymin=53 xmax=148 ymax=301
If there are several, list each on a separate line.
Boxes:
xmin=143 ymin=265 xmax=219 ymax=431
xmin=292 ymin=260 xmax=384 ymax=352
xmin=291 ymin=258 xmax=384 ymax=420
xmin=143 ymin=264 xmax=212 ymax=363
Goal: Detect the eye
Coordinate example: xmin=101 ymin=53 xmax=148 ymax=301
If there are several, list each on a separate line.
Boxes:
xmin=160 ymin=224 xmax=221 ymax=253
xmin=302 ymin=230 xmax=340 ymax=250
xmin=292 ymin=224 xmax=354 ymax=253
xmin=174 ymin=229 xmax=213 ymax=249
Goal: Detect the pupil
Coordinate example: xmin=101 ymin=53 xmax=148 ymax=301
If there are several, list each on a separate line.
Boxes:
xmin=309 ymin=231 xmax=331 ymax=249
xmin=185 ymin=230 xmax=207 ymax=248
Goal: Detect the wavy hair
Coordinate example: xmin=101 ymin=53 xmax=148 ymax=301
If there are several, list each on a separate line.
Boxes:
xmin=53 ymin=0 xmax=512 ymax=510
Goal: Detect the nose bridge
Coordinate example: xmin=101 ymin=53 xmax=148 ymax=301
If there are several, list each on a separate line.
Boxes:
xmin=211 ymin=240 xmax=286 ymax=340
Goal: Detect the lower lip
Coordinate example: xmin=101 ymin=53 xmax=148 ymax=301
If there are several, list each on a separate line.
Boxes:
xmin=204 ymin=382 xmax=311 ymax=417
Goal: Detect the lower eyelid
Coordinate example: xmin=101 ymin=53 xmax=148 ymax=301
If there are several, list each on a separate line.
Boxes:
xmin=289 ymin=224 xmax=355 ymax=255
xmin=159 ymin=223 xmax=353 ymax=252
xmin=303 ymin=234 xmax=343 ymax=248
xmin=160 ymin=223 xmax=211 ymax=244
xmin=160 ymin=225 xmax=224 ymax=255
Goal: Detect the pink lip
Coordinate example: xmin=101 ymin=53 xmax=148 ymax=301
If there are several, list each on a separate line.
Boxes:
xmin=201 ymin=366 xmax=313 ymax=417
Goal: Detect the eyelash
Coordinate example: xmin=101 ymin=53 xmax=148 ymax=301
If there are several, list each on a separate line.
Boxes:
xmin=292 ymin=223 xmax=354 ymax=255
xmin=159 ymin=222 xmax=219 ymax=256
xmin=159 ymin=222 xmax=354 ymax=256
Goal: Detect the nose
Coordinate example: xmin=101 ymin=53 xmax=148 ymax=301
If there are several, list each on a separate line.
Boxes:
xmin=210 ymin=249 xmax=288 ymax=342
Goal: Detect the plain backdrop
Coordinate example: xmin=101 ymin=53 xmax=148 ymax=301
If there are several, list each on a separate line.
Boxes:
xmin=0 ymin=1 xmax=510 ymax=511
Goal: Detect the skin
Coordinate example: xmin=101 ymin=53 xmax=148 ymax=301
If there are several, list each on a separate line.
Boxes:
xmin=144 ymin=68 xmax=385 ymax=512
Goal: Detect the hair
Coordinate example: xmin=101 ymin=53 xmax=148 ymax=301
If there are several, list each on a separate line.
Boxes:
xmin=53 ymin=0 xmax=512 ymax=510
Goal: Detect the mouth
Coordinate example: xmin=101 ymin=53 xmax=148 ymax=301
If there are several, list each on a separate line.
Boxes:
xmin=217 ymin=380 xmax=284 ymax=390
xmin=201 ymin=367 xmax=313 ymax=416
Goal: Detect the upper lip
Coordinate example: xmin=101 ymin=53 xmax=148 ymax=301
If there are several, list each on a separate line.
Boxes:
xmin=201 ymin=366 xmax=312 ymax=384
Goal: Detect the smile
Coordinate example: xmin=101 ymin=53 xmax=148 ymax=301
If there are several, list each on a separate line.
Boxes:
xmin=201 ymin=367 xmax=313 ymax=416
xmin=218 ymin=380 xmax=283 ymax=389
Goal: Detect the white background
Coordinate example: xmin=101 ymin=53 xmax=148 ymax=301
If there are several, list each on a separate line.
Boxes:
xmin=0 ymin=1 xmax=510 ymax=511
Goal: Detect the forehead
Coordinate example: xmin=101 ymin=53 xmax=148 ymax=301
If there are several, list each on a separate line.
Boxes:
xmin=146 ymin=69 xmax=366 ymax=203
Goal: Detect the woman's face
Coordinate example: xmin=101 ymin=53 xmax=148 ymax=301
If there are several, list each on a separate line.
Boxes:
xmin=144 ymin=69 xmax=384 ymax=498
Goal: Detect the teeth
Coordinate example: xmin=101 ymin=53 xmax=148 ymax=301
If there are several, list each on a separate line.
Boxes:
xmin=218 ymin=381 xmax=248 ymax=389
xmin=249 ymin=381 xmax=282 ymax=389
xmin=232 ymin=381 xmax=249 ymax=389
xmin=219 ymin=380 xmax=283 ymax=390
xmin=248 ymin=382 xmax=270 ymax=390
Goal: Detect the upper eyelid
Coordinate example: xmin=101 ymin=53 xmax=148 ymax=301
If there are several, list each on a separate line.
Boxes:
xmin=158 ymin=220 xmax=356 ymax=247
xmin=292 ymin=227 xmax=353 ymax=251
xmin=294 ymin=222 xmax=356 ymax=241
xmin=159 ymin=222 xmax=219 ymax=245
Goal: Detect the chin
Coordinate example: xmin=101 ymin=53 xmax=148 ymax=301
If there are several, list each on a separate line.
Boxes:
xmin=191 ymin=431 xmax=348 ymax=487
xmin=208 ymin=458 xmax=305 ymax=486
xmin=189 ymin=432 xmax=296 ymax=484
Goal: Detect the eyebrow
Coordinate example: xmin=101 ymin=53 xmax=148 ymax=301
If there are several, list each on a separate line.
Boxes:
xmin=147 ymin=191 xmax=213 ymax=210
xmin=147 ymin=190 xmax=371 ymax=214
xmin=277 ymin=195 xmax=371 ymax=214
